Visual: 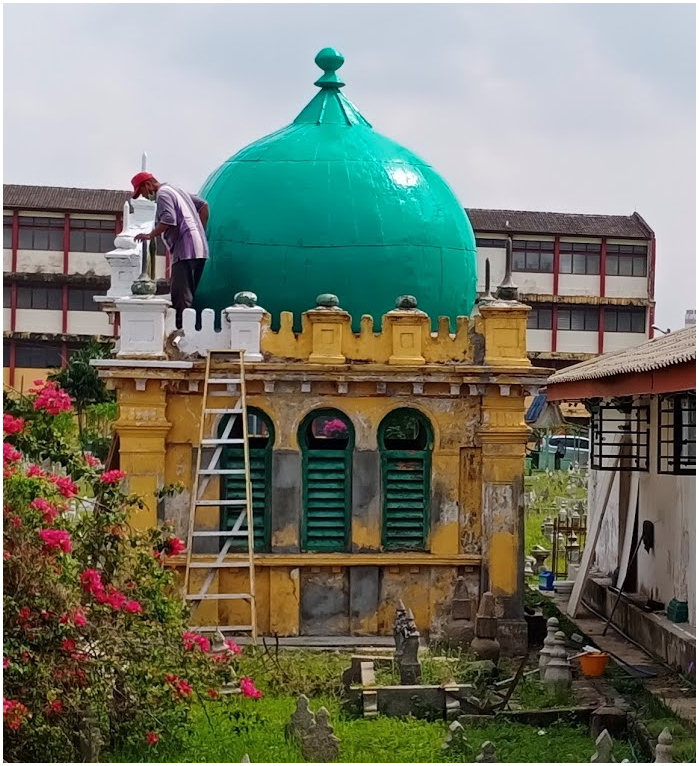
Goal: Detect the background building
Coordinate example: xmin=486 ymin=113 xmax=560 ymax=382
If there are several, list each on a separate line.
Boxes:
xmin=3 ymin=186 xmax=656 ymax=385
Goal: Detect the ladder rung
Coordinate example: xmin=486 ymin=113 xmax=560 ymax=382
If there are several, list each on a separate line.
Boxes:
xmin=204 ymin=408 xmax=243 ymax=415
xmin=207 ymin=378 xmax=241 ymax=385
xmin=199 ymin=469 xmax=246 ymax=475
xmin=195 ymin=499 xmax=248 ymax=506
xmin=192 ymin=530 xmax=249 ymax=537
xmin=201 ymin=438 xmax=245 ymax=446
xmin=186 ymin=593 xmax=253 ymax=601
xmin=188 ymin=561 xmax=252 ymax=569
xmin=208 ymin=391 xmax=241 ymax=397
xmin=193 ymin=625 xmax=254 ymax=632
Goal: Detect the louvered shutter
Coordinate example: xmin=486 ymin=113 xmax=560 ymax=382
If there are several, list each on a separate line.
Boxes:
xmin=222 ymin=448 xmax=269 ymax=551
xmin=382 ymin=451 xmax=429 ymax=550
xmin=303 ymin=450 xmax=349 ymax=552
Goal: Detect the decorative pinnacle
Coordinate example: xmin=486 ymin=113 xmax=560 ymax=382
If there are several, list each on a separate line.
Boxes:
xmin=234 ymin=291 xmax=257 ymax=307
xmin=396 ymin=295 xmax=418 ymax=310
xmin=314 ymin=47 xmax=345 ymax=89
xmin=316 ymin=293 xmax=340 ymax=309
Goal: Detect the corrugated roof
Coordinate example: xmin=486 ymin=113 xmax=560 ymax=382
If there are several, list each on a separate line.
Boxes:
xmin=466 ymin=208 xmax=653 ymax=238
xmin=548 ymin=325 xmax=696 ymax=385
xmin=525 ymin=392 xmax=547 ymax=424
xmin=4 ymin=185 xmax=131 ymax=214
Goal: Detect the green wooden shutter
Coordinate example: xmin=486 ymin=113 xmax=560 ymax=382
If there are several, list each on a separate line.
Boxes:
xmin=222 ymin=448 xmax=269 ymax=551
xmin=303 ymin=450 xmax=349 ymax=552
xmin=382 ymin=451 xmax=429 ymax=550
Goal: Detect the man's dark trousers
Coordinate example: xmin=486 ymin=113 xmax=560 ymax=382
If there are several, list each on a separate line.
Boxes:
xmin=171 ymin=258 xmax=207 ymax=329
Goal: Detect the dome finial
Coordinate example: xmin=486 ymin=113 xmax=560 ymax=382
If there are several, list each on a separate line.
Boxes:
xmin=314 ymin=47 xmax=345 ymax=89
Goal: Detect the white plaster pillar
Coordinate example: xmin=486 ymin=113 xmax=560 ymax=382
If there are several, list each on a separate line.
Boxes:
xmin=223 ymin=301 xmax=265 ymax=362
xmin=115 ymin=297 xmax=171 ymax=359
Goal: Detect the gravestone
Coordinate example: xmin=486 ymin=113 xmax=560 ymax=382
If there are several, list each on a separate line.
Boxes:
xmin=538 ymin=617 xmax=559 ymax=679
xmin=393 ymin=600 xmax=408 ymax=662
xmin=300 ymin=706 xmax=340 ymax=763
xmin=240 ymin=756 xmax=250 ymax=763
xmin=476 ymin=741 xmax=498 ymax=763
xmin=470 ymin=592 xmax=501 ymax=662
xmin=590 ymin=728 xmax=613 ymax=763
xmin=285 ymin=694 xmax=316 ymax=745
xmin=78 ymin=706 xmax=102 ymax=763
xmin=590 ymin=705 xmax=627 ymax=738
xmin=442 ymin=720 xmax=467 ymax=751
xmin=399 ymin=609 xmax=421 ymax=684
xmin=543 ymin=631 xmax=572 ymax=691
xmin=654 ymin=727 xmax=673 ymax=763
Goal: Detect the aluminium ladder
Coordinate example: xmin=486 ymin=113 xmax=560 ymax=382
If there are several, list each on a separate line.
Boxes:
xmin=183 ymin=349 xmax=257 ymax=641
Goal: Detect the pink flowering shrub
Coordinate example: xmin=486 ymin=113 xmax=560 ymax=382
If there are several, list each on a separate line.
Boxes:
xmin=321 ymin=417 xmax=349 ymax=438
xmin=3 ymin=388 xmax=258 ymax=762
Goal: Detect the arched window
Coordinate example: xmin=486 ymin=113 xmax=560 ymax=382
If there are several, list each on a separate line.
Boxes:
xmin=379 ymin=408 xmax=433 ymax=551
xmin=299 ymin=409 xmax=354 ymax=552
xmin=219 ymin=408 xmax=274 ymax=552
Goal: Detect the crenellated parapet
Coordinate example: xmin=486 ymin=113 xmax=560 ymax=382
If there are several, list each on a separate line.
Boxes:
xmin=111 ymin=291 xmax=533 ymax=371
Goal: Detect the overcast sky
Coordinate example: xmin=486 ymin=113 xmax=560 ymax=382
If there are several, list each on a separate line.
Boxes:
xmin=3 ymin=3 xmax=695 ymax=330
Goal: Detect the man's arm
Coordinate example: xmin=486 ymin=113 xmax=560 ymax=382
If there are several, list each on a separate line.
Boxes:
xmin=135 ymin=222 xmax=169 ymax=242
xmin=199 ymin=202 xmax=209 ymax=230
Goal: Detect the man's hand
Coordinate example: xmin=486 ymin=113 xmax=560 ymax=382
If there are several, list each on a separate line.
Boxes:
xmin=135 ymin=223 xmax=169 ymax=243
xmin=134 ymin=232 xmax=152 ymax=242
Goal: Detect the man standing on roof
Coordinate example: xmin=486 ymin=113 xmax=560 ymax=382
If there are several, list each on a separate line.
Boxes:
xmin=132 ymin=171 xmax=209 ymax=329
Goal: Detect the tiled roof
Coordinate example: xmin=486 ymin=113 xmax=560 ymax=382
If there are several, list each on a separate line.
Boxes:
xmin=466 ymin=209 xmax=653 ymax=238
xmin=547 ymin=325 xmax=696 ymax=385
xmin=4 ymin=185 xmax=131 ymax=214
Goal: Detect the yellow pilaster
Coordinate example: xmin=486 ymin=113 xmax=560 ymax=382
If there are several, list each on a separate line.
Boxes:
xmin=306 ymin=308 xmax=350 ymax=364
xmin=384 ymin=310 xmax=429 ymax=365
xmin=478 ymin=300 xmax=531 ymax=368
xmin=478 ymin=386 xmax=529 ymax=605
xmin=114 ymin=379 xmax=171 ymax=530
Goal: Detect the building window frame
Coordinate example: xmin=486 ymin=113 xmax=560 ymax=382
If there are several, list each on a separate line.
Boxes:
xmin=527 ymin=305 xmax=553 ymax=330
xmin=68 ymin=287 xmax=102 ymax=312
xmin=557 ymin=307 xmax=599 ymax=332
xmin=658 ymin=393 xmax=696 ymax=476
xmin=604 ymin=307 xmax=646 ymax=334
xmin=17 ymin=216 xmax=64 ymax=251
xmin=3 ymin=214 xmax=13 ymax=250
xmin=559 ymin=242 xmax=601 ymax=275
xmin=68 ymin=218 xmax=116 ymax=253
xmin=16 ymin=284 xmax=63 ymax=311
xmin=605 ymin=244 xmax=648 ymax=277
xmin=12 ymin=341 xmax=63 ymax=369
xmin=512 ymin=240 xmax=555 ymax=273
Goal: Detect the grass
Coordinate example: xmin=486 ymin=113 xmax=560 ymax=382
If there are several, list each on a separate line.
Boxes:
xmin=110 ymin=646 xmax=651 ymax=763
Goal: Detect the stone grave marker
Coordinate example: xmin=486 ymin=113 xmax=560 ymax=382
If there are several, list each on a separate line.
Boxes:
xmin=654 ymin=727 xmax=673 ymax=763
xmin=398 ymin=609 xmax=421 ymax=684
xmin=476 ymin=740 xmax=498 ymax=763
xmin=442 ymin=720 xmax=467 ymax=751
xmin=543 ymin=631 xmax=572 ymax=691
xmin=590 ymin=728 xmax=613 ymax=763
xmin=285 ymin=694 xmax=316 ymax=745
xmin=300 ymin=706 xmax=340 ymax=763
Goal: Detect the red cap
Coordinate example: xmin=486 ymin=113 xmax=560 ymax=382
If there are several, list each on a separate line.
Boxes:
xmin=131 ymin=171 xmax=154 ymax=198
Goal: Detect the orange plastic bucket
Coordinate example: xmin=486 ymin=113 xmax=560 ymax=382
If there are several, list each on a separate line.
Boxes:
xmin=579 ymin=652 xmax=610 ymax=677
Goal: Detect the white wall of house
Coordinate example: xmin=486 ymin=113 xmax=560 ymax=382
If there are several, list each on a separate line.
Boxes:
xmin=588 ymin=396 xmax=696 ymax=626
xmin=15 ymin=308 xmax=62 ymax=334
xmin=558 ymin=274 xmax=600 ymax=297
xmin=556 ymin=330 xmax=598 ymax=353
xmin=68 ymin=253 xmax=111 ymax=277
xmin=527 ymin=329 xmax=552 ymax=353
xmin=603 ymin=332 xmax=648 ymax=353
xmin=475 ymin=246 xmax=506 ymax=292
xmin=3 ymin=250 xmax=11 ymax=272
xmin=3 ymin=307 xmax=11 ymax=328
xmin=606 ymin=276 xmax=648 ymax=299
xmin=16 ymin=250 xmax=64 ymax=273
xmin=66 ymin=310 xmax=113 ymax=336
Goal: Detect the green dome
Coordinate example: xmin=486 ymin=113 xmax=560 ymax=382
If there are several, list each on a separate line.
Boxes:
xmin=195 ymin=48 xmax=477 ymax=330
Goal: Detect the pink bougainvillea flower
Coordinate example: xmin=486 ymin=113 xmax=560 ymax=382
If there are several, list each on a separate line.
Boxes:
xmin=29 ymin=380 xmax=73 ymax=415
xmin=59 ymin=607 xmax=87 ymax=627
xmin=80 ymin=568 xmax=104 ymax=597
xmin=18 ymin=606 xmax=31 ymax=622
xmin=207 ymin=688 xmax=218 ymax=699
xmin=30 ymin=498 xmax=60 ymax=524
xmin=49 ymin=475 xmax=78 ymax=499
xmin=182 ymin=631 xmax=210 ymax=652
xmin=166 ymin=536 xmax=186 ymax=556
xmin=99 ymin=469 xmax=126 ymax=485
xmin=61 ymin=638 xmax=76 ymax=653
xmin=3 ymin=657 xmax=10 ymax=669
xmin=3 ymin=413 xmax=25 ymax=435
xmin=3 ymin=698 xmax=29 ymax=730
xmin=83 ymin=452 xmax=101 ymax=468
xmin=123 ymin=599 xmax=142 ymax=614
xmin=47 ymin=699 xmax=63 ymax=715
xmin=146 ymin=730 xmax=160 ymax=746
xmin=3 ymin=442 xmax=21 ymax=465
xmin=26 ymin=464 xmax=47 ymax=478
xmin=39 ymin=528 xmax=72 ymax=553
xmin=239 ymin=676 xmax=263 ymax=699
xmin=224 ymin=639 xmax=242 ymax=656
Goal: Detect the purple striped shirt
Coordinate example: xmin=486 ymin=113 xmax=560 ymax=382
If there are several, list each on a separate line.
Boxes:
xmin=155 ymin=184 xmax=209 ymax=263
